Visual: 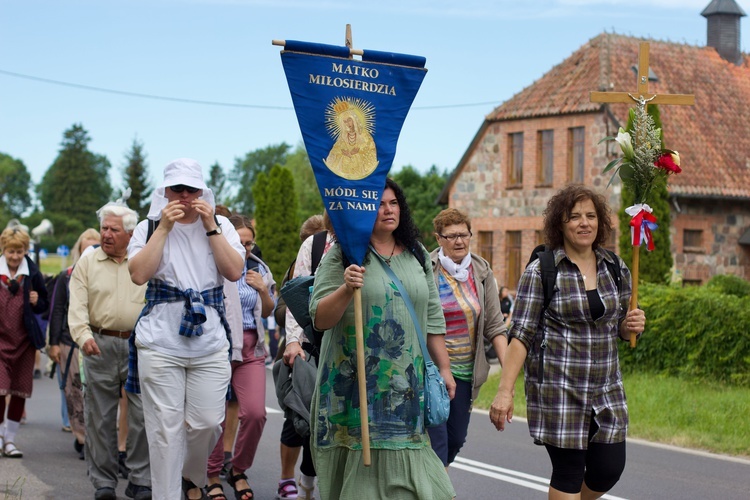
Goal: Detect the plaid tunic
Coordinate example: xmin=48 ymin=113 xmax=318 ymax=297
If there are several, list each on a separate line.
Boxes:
xmin=509 ymin=247 xmax=632 ymax=450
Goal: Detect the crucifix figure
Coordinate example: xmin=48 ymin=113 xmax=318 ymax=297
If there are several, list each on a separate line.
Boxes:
xmin=590 ymin=41 xmax=695 ymax=348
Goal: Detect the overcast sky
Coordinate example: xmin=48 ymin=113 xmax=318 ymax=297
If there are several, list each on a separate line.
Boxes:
xmin=2 ymin=0 xmax=747 ymax=193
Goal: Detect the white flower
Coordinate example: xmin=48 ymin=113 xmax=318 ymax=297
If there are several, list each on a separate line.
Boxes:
xmin=615 ymin=128 xmax=634 ymax=160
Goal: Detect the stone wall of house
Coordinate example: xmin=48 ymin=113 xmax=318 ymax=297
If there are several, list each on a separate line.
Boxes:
xmin=672 ymin=198 xmax=750 ymax=283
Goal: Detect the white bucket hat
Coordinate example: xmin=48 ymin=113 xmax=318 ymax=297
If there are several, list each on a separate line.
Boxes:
xmin=147 ymin=158 xmax=215 ymax=220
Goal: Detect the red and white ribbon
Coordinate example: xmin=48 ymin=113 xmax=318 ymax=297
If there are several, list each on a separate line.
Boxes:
xmin=625 ymin=204 xmax=658 ymax=251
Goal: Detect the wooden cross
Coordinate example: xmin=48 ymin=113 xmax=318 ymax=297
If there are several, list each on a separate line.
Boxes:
xmin=591 ymin=41 xmax=695 ymax=109
xmin=590 ymin=41 xmax=695 ymax=348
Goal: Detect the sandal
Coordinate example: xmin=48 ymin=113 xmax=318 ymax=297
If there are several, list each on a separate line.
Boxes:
xmin=206 ymin=483 xmax=227 ymax=500
xmin=182 ymin=477 xmax=207 ymax=500
xmin=227 ymin=471 xmax=254 ymax=500
xmin=276 ymin=479 xmax=298 ymax=499
xmin=3 ymin=441 xmax=23 ymax=458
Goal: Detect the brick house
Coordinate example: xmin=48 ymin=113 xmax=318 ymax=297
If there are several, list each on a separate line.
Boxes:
xmin=439 ymin=0 xmax=750 ymax=289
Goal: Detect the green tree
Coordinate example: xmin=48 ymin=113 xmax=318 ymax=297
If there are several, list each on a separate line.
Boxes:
xmin=0 ymin=152 xmax=33 ymax=218
xmin=231 ymin=143 xmax=292 ymax=214
xmin=392 ymin=165 xmax=449 ymax=250
xmin=122 ymin=138 xmax=152 ymax=220
xmin=284 ymin=143 xmax=324 ymax=224
xmin=38 ymin=124 xmax=112 ymax=228
xmin=208 ymin=162 xmax=227 ymax=205
xmin=618 ymin=105 xmax=673 ymax=284
xmin=252 ymin=165 xmax=299 ymax=281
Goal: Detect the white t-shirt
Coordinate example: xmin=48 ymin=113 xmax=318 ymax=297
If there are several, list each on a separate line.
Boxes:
xmin=127 ymin=215 xmax=245 ymax=358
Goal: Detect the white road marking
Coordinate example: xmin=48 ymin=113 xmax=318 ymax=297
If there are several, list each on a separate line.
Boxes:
xmin=452 ymin=457 xmax=628 ymax=499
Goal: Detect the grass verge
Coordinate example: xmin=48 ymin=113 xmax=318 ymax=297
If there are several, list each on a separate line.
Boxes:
xmin=475 ymin=370 xmax=750 ymax=459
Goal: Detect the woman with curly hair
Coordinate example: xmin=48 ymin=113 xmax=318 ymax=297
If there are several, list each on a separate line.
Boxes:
xmin=309 ymin=178 xmax=456 ymax=499
xmin=490 ymin=184 xmax=646 ymax=500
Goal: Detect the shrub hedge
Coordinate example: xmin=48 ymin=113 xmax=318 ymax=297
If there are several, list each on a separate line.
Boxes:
xmin=618 ymin=275 xmax=750 ymax=387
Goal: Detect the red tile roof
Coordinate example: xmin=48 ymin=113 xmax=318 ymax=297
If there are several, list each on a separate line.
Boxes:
xmin=486 ymin=33 xmax=750 ymax=199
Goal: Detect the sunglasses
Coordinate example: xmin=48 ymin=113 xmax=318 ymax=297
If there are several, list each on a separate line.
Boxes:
xmin=169 ymin=185 xmax=200 ymax=194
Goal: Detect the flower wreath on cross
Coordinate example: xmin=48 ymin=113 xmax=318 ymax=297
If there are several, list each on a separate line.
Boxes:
xmin=600 ymin=100 xmax=682 ymax=251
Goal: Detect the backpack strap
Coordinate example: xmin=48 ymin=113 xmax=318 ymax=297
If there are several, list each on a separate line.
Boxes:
xmin=535 ymin=248 xmax=557 ymax=385
xmin=603 ymin=249 xmax=622 ymax=294
xmin=537 ymin=249 xmax=557 ymax=313
xmin=310 ymin=231 xmax=327 ymax=276
xmin=147 ymin=219 xmax=159 ymax=243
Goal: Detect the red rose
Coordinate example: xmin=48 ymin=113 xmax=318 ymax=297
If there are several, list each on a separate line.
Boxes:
xmin=654 ymin=153 xmax=682 ymax=173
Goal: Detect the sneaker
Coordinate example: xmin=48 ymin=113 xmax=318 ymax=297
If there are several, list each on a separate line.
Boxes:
xmin=61 ymin=425 xmax=72 ymax=433
xmin=277 ymin=479 xmax=298 ymax=499
xmin=125 ymin=482 xmax=152 ymax=500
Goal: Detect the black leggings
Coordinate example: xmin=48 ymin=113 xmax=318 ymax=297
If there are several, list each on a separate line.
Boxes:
xmin=544 ymin=415 xmax=626 ymax=494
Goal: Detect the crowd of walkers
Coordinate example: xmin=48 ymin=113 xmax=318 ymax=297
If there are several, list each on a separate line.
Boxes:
xmin=1 ymin=157 xmax=644 ymax=500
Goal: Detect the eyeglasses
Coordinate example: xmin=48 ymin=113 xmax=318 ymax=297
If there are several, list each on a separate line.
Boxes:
xmin=242 ymin=241 xmax=255 ymax=250
xmin=438 ymin=232 xmax=472 ymax=242
xmin=169 ymin=185 xmax=200 ymax=194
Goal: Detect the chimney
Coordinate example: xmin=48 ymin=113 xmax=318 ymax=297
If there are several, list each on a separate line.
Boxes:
xmin=702 ymin=0 xmax=747 ymax=65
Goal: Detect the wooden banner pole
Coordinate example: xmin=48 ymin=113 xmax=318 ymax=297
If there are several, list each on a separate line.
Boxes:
xmin=629 ymin=246 xmax=640 ymax=348
xmin=353 ymin=288 xmax=371 ymax=465
xmin=271 ymin=39 xmax=364 ymax=56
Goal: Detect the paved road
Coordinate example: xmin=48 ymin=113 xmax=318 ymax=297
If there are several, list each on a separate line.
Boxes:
xmin=2 ymin=360 xmax=749 ymax=499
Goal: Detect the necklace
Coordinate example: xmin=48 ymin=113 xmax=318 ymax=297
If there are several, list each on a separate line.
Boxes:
xmin=384 ymin=240 xmax=397 ymax=266
xmin=374 ymin=240 xmax=397 ymax=266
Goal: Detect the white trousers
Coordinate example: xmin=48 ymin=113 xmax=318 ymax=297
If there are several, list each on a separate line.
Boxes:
xmin=137 ymin=344 xmax=231 ymax=500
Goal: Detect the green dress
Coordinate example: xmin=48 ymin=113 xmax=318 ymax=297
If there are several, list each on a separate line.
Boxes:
xmin=309 ymin=244 xmax=456 ymax=500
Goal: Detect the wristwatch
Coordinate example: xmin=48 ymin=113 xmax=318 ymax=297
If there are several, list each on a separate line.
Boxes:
xmin=206 ymin=226 xmax=222 ymax=237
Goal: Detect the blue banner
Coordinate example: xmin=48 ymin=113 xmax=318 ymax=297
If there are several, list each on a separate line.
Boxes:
xmin=280 ymin=40 xmax=427 ymax=265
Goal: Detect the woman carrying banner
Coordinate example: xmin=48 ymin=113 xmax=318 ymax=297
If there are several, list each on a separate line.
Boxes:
xmin=428 ymin=208 xmax=508 ymax=468
xmin=309 ymin=178 xmax=456 ymax=499
xmin=489 ymin=184 xmax=646 ymax=500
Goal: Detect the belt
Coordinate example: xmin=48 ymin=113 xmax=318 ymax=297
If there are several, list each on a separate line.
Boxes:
xmin=90 ymin=325 xmax=131 ymax=339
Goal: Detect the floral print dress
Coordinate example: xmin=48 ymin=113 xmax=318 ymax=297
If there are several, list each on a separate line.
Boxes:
xmin=309 ymin=244 xmax=455 ymax=500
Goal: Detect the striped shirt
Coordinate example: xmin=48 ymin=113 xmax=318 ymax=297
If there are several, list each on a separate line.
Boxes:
xmin=238 ymin=262 xmax=268 ymax=330
xmin=509 ymin=247 xmax=632 ymax=450
xmin=438 ymin=266 xmax=480 ymax=382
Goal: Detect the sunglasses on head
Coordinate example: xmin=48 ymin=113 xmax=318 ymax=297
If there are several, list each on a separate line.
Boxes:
xmin=169 ymin=185 xmax=200 ymax=194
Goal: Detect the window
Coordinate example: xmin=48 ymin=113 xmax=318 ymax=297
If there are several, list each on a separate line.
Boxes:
xmin=508 ymin=132 xmax=523 ymax=187
xmin=568 ymin=127 xmax=585 ymax=183
xmin=478 ymin=231 xmax=493 ymax=269
xmin=537 ymin=130 xmax=554 ymax=186
xmin=506 ymin=231 xmax=522 ymax=290
xmin=683 ymin=229 xmax=704 ymax=253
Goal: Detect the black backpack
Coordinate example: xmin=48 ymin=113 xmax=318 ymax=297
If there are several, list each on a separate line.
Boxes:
xmin=527 ymin=244 xmax=622 ymax=384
